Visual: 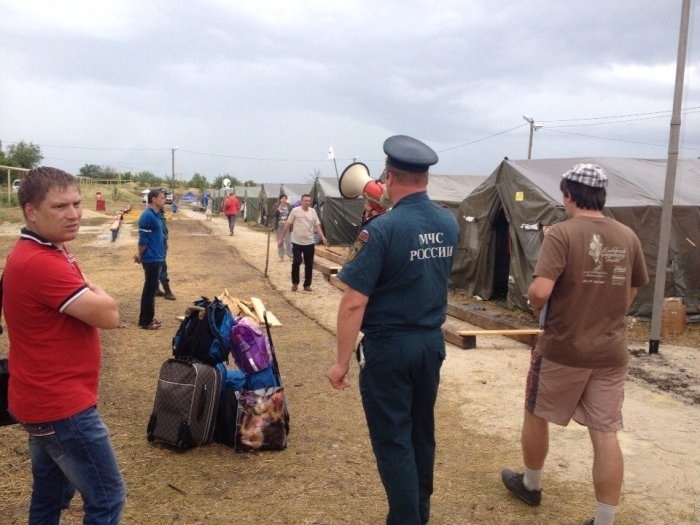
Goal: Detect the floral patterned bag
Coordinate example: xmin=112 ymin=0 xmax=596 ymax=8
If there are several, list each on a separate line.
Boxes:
xmin=235 ymin=386 xmax=287 ymax=451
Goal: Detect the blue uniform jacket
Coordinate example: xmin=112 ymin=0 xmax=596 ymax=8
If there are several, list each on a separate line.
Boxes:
xmin=339 ymin=192 xmax=459 ymax=337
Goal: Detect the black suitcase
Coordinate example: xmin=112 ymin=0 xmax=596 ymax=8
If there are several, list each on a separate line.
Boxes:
xmin=147 ymin=358 xmax=221 ymax=451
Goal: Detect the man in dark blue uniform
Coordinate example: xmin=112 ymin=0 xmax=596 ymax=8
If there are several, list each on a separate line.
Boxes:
xmin=328 ymin=135 xmax=459 ymax=525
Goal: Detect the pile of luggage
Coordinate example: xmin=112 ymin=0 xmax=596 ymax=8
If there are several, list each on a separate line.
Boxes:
xmin=146 ymin=297 xmax=289 ymax=452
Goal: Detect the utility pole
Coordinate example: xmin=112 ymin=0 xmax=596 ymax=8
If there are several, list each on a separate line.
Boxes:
xmin=649 ymin=0 xmax=692 ymax=354
xmin=171 ymin=147 xmax=178 ymax=193
xmin=522 ymin=115 xmax=542 ymax=159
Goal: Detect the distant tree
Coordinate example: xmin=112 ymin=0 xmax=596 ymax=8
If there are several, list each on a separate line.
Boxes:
xmin=244 ymin=180 xmax=257 ymax=187
xmin=79 ymin=164 xmax=103 ymax=178
xmin=102 ymin=166 xmax=118 ymax=180
xmin=187 ymin=173 xmax=208 ymax=190
xmin=215 ymin=173 xmax=241 ymax=187
xmin=134 ymin=171 xmax=162 ymax=187
xmin=6 ymin=141 xmax=43 ymax=169
xmin=211 ymin=176 xmax=227 ymax=189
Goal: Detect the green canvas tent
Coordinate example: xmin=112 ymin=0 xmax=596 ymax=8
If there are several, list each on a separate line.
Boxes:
xmin=310 ymin=177 xmax=366 ymax=246
xmin=259 ymin=183 xmax=282 ymax=226
xmin=243 ymin=185 xmax=261 ymax=223
xmin=280 ymin=183 xmax=313 ymax=205
xmin=427 ymin=174 xmax=487 ymax=216
xmin=451 ymin=158 xmax=700 ymax=316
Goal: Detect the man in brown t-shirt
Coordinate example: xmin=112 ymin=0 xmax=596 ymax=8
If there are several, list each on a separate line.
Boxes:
xmin=501 ymin=163 xmax=649 ymax=525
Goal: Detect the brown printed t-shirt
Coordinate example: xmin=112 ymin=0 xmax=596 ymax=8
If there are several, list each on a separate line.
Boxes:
xmin=534 ymin=216 xmax=648 ymax=368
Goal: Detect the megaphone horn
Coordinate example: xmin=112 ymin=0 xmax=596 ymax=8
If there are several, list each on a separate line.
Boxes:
xmin=339 ymin=162 xmax=372 ymax=199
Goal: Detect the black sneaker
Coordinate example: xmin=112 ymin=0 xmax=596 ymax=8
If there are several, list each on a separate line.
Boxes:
xmin=501 ymin=468 xmax=542 ymax=506
xmin=582 ymin=519 xmax=594 ymax=525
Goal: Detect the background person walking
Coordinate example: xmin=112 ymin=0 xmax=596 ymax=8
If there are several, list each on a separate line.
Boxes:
xmin=278 ymin=193 xmax=327 ymax=291
xmin=274 ymin=194 xmax=293 ymax=261
xmin=222 ymin=192 xmax=240 ymax=236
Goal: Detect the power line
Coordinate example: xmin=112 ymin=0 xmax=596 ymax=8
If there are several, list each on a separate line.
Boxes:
xmin=439 ymin=123 xmax=528 ymax=153
xmin=542 ymin=127 xmax=700 ymax=151
xmin=539 ymin=105 xmax=700 ymax=123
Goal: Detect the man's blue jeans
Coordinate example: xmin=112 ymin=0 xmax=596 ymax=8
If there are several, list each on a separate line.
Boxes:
xmin=21 ymin=406 xmax=125 ymax=525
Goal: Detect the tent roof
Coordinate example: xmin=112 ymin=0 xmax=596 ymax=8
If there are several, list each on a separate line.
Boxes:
xmin=505 ymin=157 xmax=700 ymax=207
xmin=244 ymin=185 xmax=262 ymax=197
xmin=427 ymin=174 xmax=487 ymax=205
xmin=280 ymin=183 xmax=313 ymax=202
xmin=314 ymin=177 xmax=344 ymax=198
xmin=259 ymin=183 xmax=282 ymax=200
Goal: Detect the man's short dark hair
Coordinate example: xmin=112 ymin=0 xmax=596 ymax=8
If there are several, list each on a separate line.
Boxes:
xmin=385 ymin=163 xmax=429 ymax=185
xmin=148 ymin=188 xmax=165 ymax=204
xmin=560 ymin=178 xmax=606 ymax=211
xmin=18 ymin=166 xmax=78 ymax=209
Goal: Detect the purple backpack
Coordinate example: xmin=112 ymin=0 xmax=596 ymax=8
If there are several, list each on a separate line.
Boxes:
xmin=228 ymin=317 xmax=272 ymax=374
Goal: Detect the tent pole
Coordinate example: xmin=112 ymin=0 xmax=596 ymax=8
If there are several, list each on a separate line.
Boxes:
xmin=648 ymin=0 xmax=691 ymax=354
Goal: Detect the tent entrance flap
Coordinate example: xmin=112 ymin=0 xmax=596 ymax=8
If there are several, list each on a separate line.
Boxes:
xmin=493 ymin=209 xmax=510 ymax=299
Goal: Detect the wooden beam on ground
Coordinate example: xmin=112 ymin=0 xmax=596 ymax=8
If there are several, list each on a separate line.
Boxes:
xmin=313 ymin=256 xmax=341 ymax=278
xmin=447 ymin=301 xmax=540 ymax=346
xmin=456 ymin=329 xmax=543 ymax=336
xmin=329 ymin=274 xmax=348 ymax=292
xmin=315 ymin=246 xmax=349 ymax=266
xmin=453 ymin=329 xmax=542 ymax=349
xmin=441 ymin=319 xmax=476 ymax=349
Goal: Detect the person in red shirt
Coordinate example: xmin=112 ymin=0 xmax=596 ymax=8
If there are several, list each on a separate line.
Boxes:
xmin=222 ymin=192 xmax=241 ymax=236
xmin=4 ymin=167 xmax=125 ymax=523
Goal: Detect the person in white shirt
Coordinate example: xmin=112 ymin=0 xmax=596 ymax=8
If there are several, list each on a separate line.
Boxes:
xmin=278 ymin=194 xmax=327 ymax=291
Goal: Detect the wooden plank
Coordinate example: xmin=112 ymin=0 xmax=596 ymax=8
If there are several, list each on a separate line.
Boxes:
xmin=218 ymin=289 xmax=240 ymax=315
xmin=329 ymin=274 xmax=348 ymax=292
xmin=250 ymin=297 xmax=282 ymax=327
xmin=315 ymin=246 xmax=349 ymax=266
xmin=447 ymin=301 xmax=540 ymax=346
xmin=236 ymin=299 xmax=256 ymax=320
xmin=456 ymin=329 xmax=542 ymax=336
xmin=313 ymin=256 xmax=341 ymax=276
xmin=441 ymin=319 xmax=475 ymax=349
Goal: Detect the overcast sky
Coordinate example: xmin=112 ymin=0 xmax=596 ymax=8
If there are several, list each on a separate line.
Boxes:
xmin=1 ymin=0 xmax=699 ymax=184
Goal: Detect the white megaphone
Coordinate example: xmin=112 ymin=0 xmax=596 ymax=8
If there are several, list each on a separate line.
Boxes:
xmin=338 ymin=162 xmax=392 ymax=212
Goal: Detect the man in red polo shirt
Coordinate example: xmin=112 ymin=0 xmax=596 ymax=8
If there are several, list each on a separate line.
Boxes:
xmin=3 ymin=167 xmax=125 ymax=524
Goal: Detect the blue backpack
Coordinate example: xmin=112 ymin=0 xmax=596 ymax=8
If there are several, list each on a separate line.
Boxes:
xmin=172 ymin=297 xmax=234 ymax=366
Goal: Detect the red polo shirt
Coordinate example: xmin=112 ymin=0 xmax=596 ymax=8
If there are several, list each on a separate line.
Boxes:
xmin=4 ymin=231 xmax=100 ymax=423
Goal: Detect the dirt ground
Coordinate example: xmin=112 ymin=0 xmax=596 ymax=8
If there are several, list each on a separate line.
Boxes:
xmin=0 ymin=205 xmax=698 ymax=524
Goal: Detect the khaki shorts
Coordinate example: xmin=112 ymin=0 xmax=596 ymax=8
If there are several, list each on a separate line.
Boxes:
xmin=525 ymin=350 xmax=627 ymax=432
